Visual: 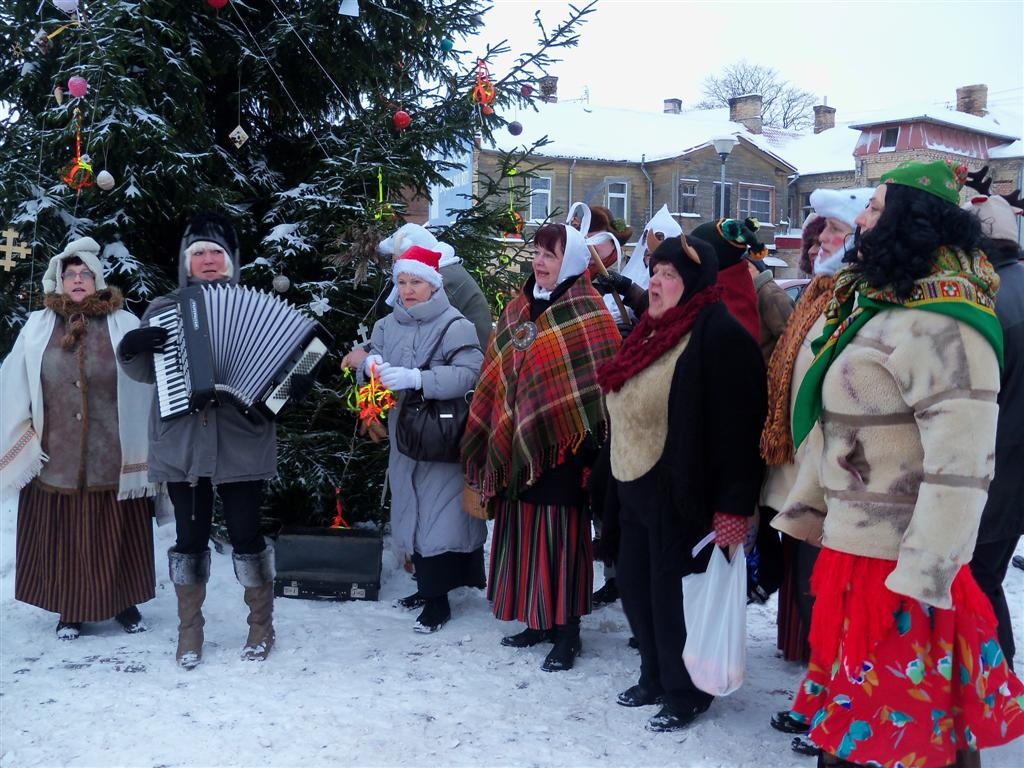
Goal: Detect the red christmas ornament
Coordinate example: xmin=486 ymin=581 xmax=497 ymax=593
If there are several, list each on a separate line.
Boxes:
xmin=207 ymin=0 xmax=229 ymax=8
xmin=520 ymin=84 xmax=534 ymax=98
xmin=392 ymin=110 xmax=411 ymax=131
xmin=67 ymin=76 xmax=88 ymax=98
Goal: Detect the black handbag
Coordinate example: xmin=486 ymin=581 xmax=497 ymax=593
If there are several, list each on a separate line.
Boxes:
xmin=394 ymin=318 xmax=475 ymax=463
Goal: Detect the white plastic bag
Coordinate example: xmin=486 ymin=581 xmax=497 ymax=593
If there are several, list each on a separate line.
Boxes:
xmin=681 ymin=542 xmax=747 ymax=696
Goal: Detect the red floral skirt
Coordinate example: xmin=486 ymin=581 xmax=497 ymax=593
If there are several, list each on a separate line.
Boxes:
xmin=789 ymin=549 xmax=1024 ymax=767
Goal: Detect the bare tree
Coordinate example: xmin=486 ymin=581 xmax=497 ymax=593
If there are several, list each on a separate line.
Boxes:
xmin=696 ymin=60 xmax=817 ymax=130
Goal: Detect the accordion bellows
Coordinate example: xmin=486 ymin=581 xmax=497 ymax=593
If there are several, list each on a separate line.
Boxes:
xmin=150 ymin=284 xmax=328 ymax=420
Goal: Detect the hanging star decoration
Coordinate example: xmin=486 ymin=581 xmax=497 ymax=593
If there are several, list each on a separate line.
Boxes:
xmin=62 ymin=108 xmax=94 ymax=191
xmin=0 ymin=229 xmax=31 ymax=272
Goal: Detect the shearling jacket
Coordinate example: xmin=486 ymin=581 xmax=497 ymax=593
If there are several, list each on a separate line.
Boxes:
xmin=753 ymin=271 xmax=795 ymax=362
xmin=775 ymin=307 xmax=1000 ymax=608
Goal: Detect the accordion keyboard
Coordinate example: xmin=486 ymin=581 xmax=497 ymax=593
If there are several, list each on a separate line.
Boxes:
xmin=149 ymin=306 xmax=191 ymax=419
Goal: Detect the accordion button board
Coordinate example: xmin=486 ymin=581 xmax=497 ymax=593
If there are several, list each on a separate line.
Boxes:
xmin=150 ymin=284 xmax=331 ymax=420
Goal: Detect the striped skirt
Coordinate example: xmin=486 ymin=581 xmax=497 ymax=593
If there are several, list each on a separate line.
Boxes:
xmin=488 ymin=498 xmax=592 ymax=628
xmin=15 ymin=481 xmax=155 ymax=622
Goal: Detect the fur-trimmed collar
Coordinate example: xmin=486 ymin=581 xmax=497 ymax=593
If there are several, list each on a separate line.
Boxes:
xmin=44 ymin=286 xmax=124 ymax=318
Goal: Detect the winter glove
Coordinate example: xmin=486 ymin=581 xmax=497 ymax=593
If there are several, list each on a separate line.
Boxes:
xmin=377 ymin=363 xmax=422 ymax=391
xmin=120 ymin=326 xmax=169 ymax=357
xmin=361 ymin=354 xmax=384 ymax=377
xmin=712 ymin=511 xmax=749 ymax=548
xmin=593 ymin=270 xmax=634 ymax=296
xmin=288 ymin=373 xmax=315 ymax=403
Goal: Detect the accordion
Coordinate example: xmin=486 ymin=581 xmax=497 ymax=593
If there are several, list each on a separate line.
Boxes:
xmin=149 ymin=284 xmax=330 ymax=420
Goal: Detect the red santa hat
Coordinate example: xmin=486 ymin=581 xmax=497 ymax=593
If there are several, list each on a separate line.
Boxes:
xmin=387 ymin=245 xmax=444 ymax=305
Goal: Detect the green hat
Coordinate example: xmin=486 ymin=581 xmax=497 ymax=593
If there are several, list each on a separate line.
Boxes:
xmin=879 ymin=159 xmax=969 ymax=206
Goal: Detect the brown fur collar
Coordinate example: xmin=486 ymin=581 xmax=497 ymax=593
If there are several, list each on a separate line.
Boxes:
xmin=44 ymin=287 xmax=124 ymax=352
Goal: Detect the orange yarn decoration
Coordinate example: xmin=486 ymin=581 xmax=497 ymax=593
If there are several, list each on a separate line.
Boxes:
xmin=470 ymin=59 xmax=496 ymax=115
xmin=62 ymin=107 xmax=93 ymax=191
xmin=346 ymin=362 xmax=396 ymax=428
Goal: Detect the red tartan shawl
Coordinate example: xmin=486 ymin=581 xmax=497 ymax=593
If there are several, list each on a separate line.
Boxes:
xmin=461 ymin=274 xmax=621 ymax=499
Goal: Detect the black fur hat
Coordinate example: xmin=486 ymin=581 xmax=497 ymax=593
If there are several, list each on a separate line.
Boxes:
xmin=649 ymin=234 xmax=718 ymax=305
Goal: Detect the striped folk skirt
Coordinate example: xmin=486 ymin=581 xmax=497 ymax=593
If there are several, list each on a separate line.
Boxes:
xmin=488 ymin=498 xmax=593 ymax=629
xmin=15 ymin=481 xmax=155 ymax=622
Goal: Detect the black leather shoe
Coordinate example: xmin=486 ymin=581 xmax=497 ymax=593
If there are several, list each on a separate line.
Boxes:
xmin=616 ymin=684 xmax=664 ymax=707
xmin=541 ymin=632 xmax=581 ymax=672
xmin=592 ymin=578 xmax=619 ymax=605
xmin=771 ymin=710 xmax=809 ymax=734
xmin=413 ymin=596 xmax=450 ymax=634
xmin=395 ymin=591 xmax=426 ymax=610
xmin=500 ymin=627 xmax=556 ymax=647
xmin=56 ymin=620 xmax=82 ymax=640
xmin=645 ymin=700 xmax=712 ymax=732
xmin=114 ymin=606 xmax=147 ymax=634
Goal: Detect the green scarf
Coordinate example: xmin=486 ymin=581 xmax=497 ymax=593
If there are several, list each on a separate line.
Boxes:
xmin=792 ymin=247 xmax=1003 ymax=449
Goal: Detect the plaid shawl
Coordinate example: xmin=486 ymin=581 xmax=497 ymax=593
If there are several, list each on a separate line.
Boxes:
xmin=792 ymin=247 xmax=1003 ymax=449
xmin=462 ymin=274 xmax=621 ymax=499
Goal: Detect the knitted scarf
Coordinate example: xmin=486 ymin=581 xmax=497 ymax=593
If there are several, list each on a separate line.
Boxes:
xmin=597 ymin=285 xmax=723 ymax=394
xmin=759 ymin=275 xmax=835 ymax=465
xmin=792 ymin=247 xmax=1002 ymax=449
xmin=462 ymin=275 xmax=620 ymax=499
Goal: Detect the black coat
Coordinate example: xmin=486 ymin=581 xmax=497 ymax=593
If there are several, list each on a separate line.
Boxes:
xmin=978 ymin=247 xmax=1024 ymax=542
xmin=596 ymin=301 xmax=768 ymax=574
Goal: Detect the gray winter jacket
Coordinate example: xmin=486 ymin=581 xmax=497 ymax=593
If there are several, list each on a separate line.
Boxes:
xmin=117 ymin=249 xmax=276 ymax=486
xmin=362 ymin=289 xmax=486 ymax=560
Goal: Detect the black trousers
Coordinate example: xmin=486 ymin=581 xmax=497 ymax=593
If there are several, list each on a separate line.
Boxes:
xmin=616 ymin=488 xmax=712 ymax=711
xmin=969 ymin=536 xmax=1020 ymax=670
xmin=169 ymin=479 xmax=266 ymax=556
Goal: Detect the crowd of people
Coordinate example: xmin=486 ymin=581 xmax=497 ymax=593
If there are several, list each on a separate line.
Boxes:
xmin=2 ymin=160 xmax=1023 ymax=767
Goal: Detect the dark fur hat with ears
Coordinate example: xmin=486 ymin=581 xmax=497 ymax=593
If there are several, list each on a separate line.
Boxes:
xmin=649 ymin=234 xmax=718 ymax=305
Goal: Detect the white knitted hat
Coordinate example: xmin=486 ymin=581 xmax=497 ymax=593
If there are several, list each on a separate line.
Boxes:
xmin=42 ymin=236 xmax=106 ymax=294
xmin=809 ymin=187 xmax=874 ymax=230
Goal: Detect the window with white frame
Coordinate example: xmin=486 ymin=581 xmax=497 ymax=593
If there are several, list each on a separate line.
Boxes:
xmin=678 ymin=180 xmax=698 ymax=214
xmin=606 ymin=180 xmax=628 ymax=222
xmin=880 ymin=126 xmax=899 ymax=151
xmin=738 ymin=184 xmax=773 ymax=223
xmin=529 ymin=176 xmax=552 ymax=222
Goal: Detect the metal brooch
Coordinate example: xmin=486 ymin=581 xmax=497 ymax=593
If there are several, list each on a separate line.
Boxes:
xmin=510 ymin=320 xmax=538 ymax=350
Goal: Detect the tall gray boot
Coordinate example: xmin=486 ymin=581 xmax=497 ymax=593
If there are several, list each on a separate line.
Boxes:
xmin=233 ymin=547 xmax=275 ymax=661
xmin=168 ymin=549 xmax=210 ymax=670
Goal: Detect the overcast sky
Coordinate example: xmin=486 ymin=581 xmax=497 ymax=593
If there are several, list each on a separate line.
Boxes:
xmin=471 ymin=0 xmax=1024 ymax=132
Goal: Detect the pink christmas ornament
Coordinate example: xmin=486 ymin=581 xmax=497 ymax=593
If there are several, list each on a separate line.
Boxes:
xmin=67 ymin=76 xmax=88 ymax=98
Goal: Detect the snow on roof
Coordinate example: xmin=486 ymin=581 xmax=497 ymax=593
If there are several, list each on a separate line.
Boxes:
xmin=772 ymin=124 xmax=860 ymax=175
xmin=849 ymin=105 xmax=1019 ymax=142
xmin=991 ymin=139 xmax=1022 ymax=159
xmin=485 ymin=101 xmax=793 ymax=168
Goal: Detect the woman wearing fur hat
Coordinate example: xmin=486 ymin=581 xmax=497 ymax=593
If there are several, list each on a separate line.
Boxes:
xmin=596 ymin=234 xmax=766 ymax=731
xmin=344 ymin=245 xmax=485 ymax=633
xmin=762 ymin=188 xmax=872 ymax=736
xmin=117 ymin=213 xmax=282 ymax=668
xmin=462 ymin=223 xmax=621 ymax=672
xmin=775 ymin=161 xmax=1024 ymax=766
xmin=1 ymin=237 xmax=157 ymax=640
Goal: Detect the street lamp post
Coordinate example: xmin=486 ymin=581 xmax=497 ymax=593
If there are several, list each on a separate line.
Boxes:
xmin=712 ymin=135 xmax=738 ymax=219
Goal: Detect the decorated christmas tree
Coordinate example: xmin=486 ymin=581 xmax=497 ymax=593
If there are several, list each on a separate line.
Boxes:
xmin=0 ymin=0 xmax=594 ymax=527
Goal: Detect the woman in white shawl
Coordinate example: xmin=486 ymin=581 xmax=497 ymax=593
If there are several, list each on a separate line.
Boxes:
xmin=0 ymin=237 xmax=157 ymax=640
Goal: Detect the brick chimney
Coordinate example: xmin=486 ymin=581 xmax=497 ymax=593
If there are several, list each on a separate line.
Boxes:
xmin=729 ymin=94 xmax=762 ymax=134
xmin=538 ymin=75 xmax=558 ymax=104
xmin=663 ymin=98 xmax=682 ymax=114
xmin=813 ymin=104 xmax=836 ymax=134
xmin=956 ymin=84 xmax=988 ymax=117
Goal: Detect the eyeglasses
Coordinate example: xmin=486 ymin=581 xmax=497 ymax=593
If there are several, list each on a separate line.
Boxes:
xmin=61 ymin=270 xmax=96 ymax=281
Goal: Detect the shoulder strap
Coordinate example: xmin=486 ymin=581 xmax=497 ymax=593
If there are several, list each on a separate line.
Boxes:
xmin=418 ymin=317 xmax=462 ymax=370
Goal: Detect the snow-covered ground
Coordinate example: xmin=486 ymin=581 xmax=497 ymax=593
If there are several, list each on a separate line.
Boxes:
xmin=1 ymin=502 xmax=1021 ymax=768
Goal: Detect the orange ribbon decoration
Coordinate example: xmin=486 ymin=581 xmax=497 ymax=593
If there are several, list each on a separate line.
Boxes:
xmin=470 ymin=59 xmax=496 ymax=115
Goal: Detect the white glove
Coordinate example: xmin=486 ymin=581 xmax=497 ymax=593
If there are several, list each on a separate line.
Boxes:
xmin=378 ymin=363 xmax=422 ymax=391
xmin=361 ymin=354 xmax=384 ymax=377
